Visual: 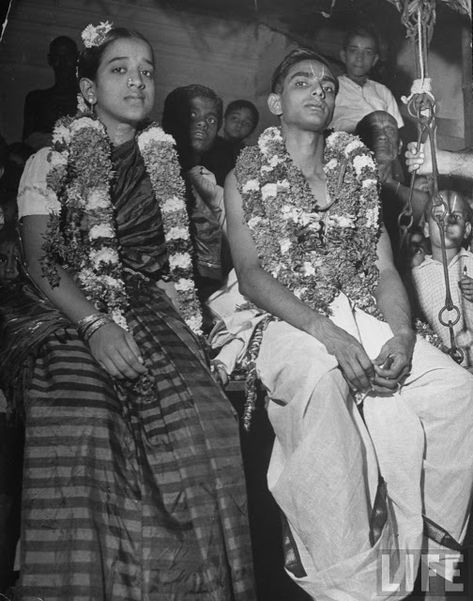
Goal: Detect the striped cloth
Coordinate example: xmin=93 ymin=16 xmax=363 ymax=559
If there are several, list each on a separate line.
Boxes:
xmin=16 ymin=285 xmax=255 ymax=601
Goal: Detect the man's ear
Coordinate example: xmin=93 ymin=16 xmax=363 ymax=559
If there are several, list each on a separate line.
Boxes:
xmin=464 ymin=221 xmax=471 ymax=240
xmin=423 ymin=220 xmax=430 ymax=238
xmin=79 ymin=78 xmax=97 ymax=106
xmin=372 ymin=53 xmax=379 ymax=68
xmin=340 ymin=49 xmax=346 ymax=65
xmin=267 ymin=93 xmax=282 ymax=117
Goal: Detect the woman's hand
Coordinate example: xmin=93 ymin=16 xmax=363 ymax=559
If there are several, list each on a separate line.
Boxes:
xmin=88 ymin=322 xmax=148 ymax=380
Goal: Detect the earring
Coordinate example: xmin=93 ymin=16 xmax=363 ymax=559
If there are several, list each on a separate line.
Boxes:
xmin=88 ymin=95 xmax=96 ymax=115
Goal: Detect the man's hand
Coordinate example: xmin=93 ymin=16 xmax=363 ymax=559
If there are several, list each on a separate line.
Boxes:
xmin=88 ymin=322 xmax=148 ymax=380
xmin=459 ymin=275 xmax=473 ymax=303
xmin=372 ymin=331 xmax=415 ymax=393
xmin=188 ymin=166 xmax=219 ymax=207
xmin=405 ymin=141 xmax=433 ymax=175
xmin=323 ymin=322 xmax=375 ymax=393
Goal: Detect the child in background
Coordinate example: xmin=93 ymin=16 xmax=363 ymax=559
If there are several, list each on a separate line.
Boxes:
xmin=411 ymin=190 xmax=473 ymax=367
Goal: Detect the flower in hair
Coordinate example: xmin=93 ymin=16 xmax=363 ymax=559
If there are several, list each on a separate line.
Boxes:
xmin=81 ymin=20 xmax=113 ymax=48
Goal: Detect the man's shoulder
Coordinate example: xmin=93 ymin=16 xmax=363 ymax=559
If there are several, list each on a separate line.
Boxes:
xmin=234 ymin=144 xmax=261 ymax=185
xmin=366 ymin=79 xmax=396 ymax=97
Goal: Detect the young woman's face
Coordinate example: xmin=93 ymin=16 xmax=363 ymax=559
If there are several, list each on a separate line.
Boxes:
xmin=92 ymin=37 xmax=155 ymax=131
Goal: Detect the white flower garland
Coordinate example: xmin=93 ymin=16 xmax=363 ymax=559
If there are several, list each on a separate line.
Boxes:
xmin=44 ymin=115 xmax=203 ymax=335
xmin=235 ymin=126 xmax=382 ymax=315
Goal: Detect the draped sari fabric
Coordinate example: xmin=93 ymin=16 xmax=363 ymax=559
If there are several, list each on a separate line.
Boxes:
xmin=0 ymin=139 xmax=255 ymax=600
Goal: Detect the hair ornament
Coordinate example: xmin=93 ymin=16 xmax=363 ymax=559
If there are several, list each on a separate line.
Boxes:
xmin=81 ymin=21 xmax=113 ymax=48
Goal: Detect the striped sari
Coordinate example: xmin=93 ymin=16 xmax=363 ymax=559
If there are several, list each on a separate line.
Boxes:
xmin=0 ymin=139 xmax=255 ymax=600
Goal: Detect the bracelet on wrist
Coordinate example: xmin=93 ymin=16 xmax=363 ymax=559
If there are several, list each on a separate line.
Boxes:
xmin=77 ymin=313 xmax=112 ymax=342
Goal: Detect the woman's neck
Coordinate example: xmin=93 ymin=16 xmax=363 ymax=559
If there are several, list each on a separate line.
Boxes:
xmin=97 ymin=115 xmax=137 ymax=147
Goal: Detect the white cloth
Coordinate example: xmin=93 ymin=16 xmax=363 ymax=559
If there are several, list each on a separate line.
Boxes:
xmin=17 ymin=148 xmax=60 ymax=218
xmin=207 ymin=269 xmax=266 ymax=374
xmin=412 ymin=249 xmax=473 ymax=366
xmin=330 ymin=75 xmax=404 ymax=133
xmin=255 ymin=292 xmax=473 ymax=600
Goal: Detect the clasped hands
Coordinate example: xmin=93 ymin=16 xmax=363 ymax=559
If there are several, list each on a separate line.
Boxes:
xmin=324 ymin=323 xmax=415 ymax=395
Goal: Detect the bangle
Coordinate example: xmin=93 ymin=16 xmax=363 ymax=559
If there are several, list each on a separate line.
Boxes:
xmin=77 ymin=313 xmax=112 ymax=342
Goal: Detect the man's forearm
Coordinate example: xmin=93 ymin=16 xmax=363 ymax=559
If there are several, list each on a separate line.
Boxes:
xmin=438 ymin=149 xmax=473 ymax=179
xmin=375 ymin=266 xmax=414 ymax=337
xmin=238 ymin=264 xmax=333 ymax=341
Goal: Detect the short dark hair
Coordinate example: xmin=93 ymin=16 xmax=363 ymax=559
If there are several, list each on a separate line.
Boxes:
xmin=342 ymin=25 xmax=379 ymax=54
xmin=162 ymin=84 xmax=223 ymax=134
xmin=162 ymin=84 xmax=223 ymax=170
xmin=77 ymin=27 xmax=153 ymax=81
xmin=271 ymin=48 xmax=338 ymax=95
xmin=224 ymin=100 xmax=259 ymax=130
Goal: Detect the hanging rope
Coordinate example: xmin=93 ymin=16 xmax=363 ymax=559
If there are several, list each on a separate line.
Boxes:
xmin=396 ymin=0 xmax=464 ymax=363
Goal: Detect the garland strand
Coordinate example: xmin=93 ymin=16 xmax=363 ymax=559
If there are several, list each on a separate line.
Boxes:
xmin=43 ymin=114 xmax=203 ymax=336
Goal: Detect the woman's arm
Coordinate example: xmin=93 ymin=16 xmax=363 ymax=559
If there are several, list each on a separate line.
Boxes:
xmin=22 ymin=214 xmax=147 ymax=380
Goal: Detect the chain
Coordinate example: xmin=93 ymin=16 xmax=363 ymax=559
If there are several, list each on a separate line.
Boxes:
xmin=396 ymin=0 xmax=464 ymax=364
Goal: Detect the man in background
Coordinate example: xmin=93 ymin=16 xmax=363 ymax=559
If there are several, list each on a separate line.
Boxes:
xmin=331 ymin=25 xmax=403 ymax=133
xmin=22 ymin=36 xmax=78 ymax=152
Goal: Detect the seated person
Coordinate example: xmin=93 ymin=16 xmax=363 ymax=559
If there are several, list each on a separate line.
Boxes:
xmin=411 ymin=190 xmax=473 ymax=367
xmin=212 ymin=47 xmax=473 ymax=600
xmin=162 ymin=85 xmax=230 ymax=303
xmin=355 ymin=111 xmax=428 ymax=261
xmin=204 ymin=99 xmax=259 ymax=186
xmin=22 ymin=36 xmax=79 ymax=151
xmin=331 ymin=26 xmax=403 ymax=133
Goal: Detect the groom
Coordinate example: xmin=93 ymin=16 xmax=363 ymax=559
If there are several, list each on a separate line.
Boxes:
xmin=223 ymin=48 xmax=473 ymax=601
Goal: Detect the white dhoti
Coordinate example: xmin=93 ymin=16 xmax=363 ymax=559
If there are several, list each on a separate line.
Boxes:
xmin=255 ymin=294 xmax=473 ymax=601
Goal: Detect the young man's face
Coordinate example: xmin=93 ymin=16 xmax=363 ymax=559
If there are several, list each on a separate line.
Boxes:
xmin=425 ymin=192 xmax=472 ymax=250
xmin=223 ymin=107 xmax=255 ymax=142
xmin=341 ymin=35 xmax=378 ymax=83
xmin=188 ymin=96 xmax=219 ymax=153
xmin=271 ymin=59 xmax=337 ymax=132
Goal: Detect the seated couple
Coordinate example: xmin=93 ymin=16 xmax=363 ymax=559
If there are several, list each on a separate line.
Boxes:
xmin=209 ymin=48 xmax=473 ymax=601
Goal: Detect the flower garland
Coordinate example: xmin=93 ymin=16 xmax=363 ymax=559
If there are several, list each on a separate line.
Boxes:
xmin=235 ymin=127 xmax=381 ymax=317
xmin=42 ymin=114 xmax=203 ymax=336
